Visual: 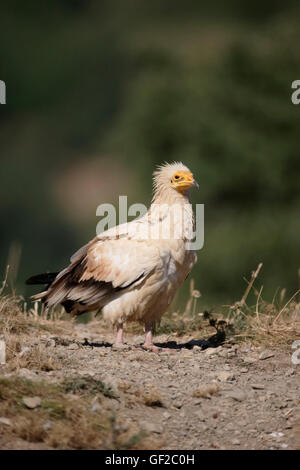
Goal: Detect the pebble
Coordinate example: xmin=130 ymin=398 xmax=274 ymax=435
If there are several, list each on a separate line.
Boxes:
xmin=270 ymin=432 xmax=284 ymax=438
xmin=18 ymin=368 xmax=39 ymax=381
xmin=259 ymin=351 xmax=275 ymax=360
xmin=243 ymin=356 xmax=257 ymax=364
xmin=141 ymin=421 xmax=163 ymax=434
xmin=251 ymin=383 xmax=265 ymax=390
xmin=204 ymin=348 xmax=217 ymax=357
xmin=90 ymin=402 xmax=101 ymax=412
xmin=0 ymin=340 xmax=6 ymax=365
xmin=0 ymin=417 xmax=12 ymax=426
xmin=46 ymin=339 xmax=56 ymax=348
xmin=67 ymin=343 xmax=80 ymax=350
xmin=112 ymin=343 xmax=130 ymax=351
xmin=43 ymin=420 xmax=52 ymax=430
xmin=19 ymin=346 xmax=31 ymax=357
xmin=217 ymin=371 xmax=235 ymax=382
xmin=22 ymin=396 xmax=42 ymax=409
xmin=226 ymin=390 xmax=246 ymax=402
xmin=173 ymin=400 xmax=183 ymax=409
xmin=194 ymin=410 xmax=206 ymax=421
xmin=232 ymin=438 xmax=240 ymax=445
xmin=285 ymin=368 xmax=295 ymax=377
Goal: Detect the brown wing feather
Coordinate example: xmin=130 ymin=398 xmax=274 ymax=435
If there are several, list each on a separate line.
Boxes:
xmin=43 ymin=237 xmax=154 ymax=314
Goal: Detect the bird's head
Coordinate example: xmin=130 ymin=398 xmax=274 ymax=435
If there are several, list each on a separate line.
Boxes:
xmin=170 ymin=169 xmax=199 ymax=193
xmin=153 ymin=162 xmax=199 ymax=200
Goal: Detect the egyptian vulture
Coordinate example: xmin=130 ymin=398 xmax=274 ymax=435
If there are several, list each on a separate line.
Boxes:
xmin=27 ymin=162 xmax=198 ymax=351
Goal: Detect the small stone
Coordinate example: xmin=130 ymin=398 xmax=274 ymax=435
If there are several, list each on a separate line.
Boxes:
xmin=259 ymin=351 xmax=275 ymax=360
xmin=0 ymin=417 xmax=12 ymax=426
xmin=22 ymin=396 xmax=42 ymax=409
xmin=67 ymin=343 xmax=80 ymax=350
xmin=227 ymin=351 xmax=237 ymax=358
xmin=43 ymin=420 xmax=52 ymax=430
xmin=232 ymin=438 xmax=240 ymax=445
xmin=251 ymin=383 xmax=265 ymax=390
xmin=46 ymin=339 xmax=56 ymax=348
xmin=141 ymin=421 xmax=163 ymax=434
xmin=217 ymin=371 xmax=235 ymax=382
xmin=204 ymin=348 xmax=216 ymax=357
xmin=18 ymin=368 xmax=39 ymax=381
xmin=243 ymin=356 xmax=257 ymax=364
xmin=240 ymin=346 xmax=251 ymax=353
xmin=173 ymin=400 xmax=183 ymax=409
xmin=112 ymin=343 xmax=130 ymax=351
xmin=194 ymin=409 xmax=206 ymax=421
xmin=240 ymin=367 xmax=249 ymax=373
xmin=0 ymin=340 xmax=6 ymax=365
xmin=163 ymin=412 xmax=171 ymax=420
xmin=226 ymin=390 xmax=246 ymax=402
xmin=90 ymin=402 xmax=101 ymax=412
xmin=270 ymin=432 xmax=284 ymax=438
xmin=19 ymin=346 xmax=31 ymax=357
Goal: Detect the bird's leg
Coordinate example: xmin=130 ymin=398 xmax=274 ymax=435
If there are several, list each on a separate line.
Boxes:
xmin=115 ymin=323 xmax=124 ymax=345
xmin=142 ymin=322 xmax=179 ymax=353
xmin=142 ymin=322 xmax=161 ymax=352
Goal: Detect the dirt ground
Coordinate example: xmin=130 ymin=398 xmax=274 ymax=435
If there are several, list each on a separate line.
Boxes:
xmin=0 ymin=318 xmax=299 ymax=450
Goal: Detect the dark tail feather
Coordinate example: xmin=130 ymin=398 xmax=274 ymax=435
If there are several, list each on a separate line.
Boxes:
xmin=26 ymin=272 xmax=58 ymax=285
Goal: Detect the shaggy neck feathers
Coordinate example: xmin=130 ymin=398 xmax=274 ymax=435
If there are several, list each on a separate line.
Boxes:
xmin=151 ymin=161 xmax=192 ymax=206
xmin=149 ymin=162 xmax=195 ymax=241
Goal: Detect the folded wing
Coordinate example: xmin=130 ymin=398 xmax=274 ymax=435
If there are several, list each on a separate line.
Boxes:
xmin=43 ymin=232 xmax=161 ymax=313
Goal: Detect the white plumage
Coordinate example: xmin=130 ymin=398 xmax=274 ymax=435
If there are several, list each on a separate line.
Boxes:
xmin=28 ymin=162 xmax=198 ymax=350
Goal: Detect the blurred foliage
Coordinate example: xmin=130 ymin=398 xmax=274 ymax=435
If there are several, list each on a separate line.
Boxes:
xmin=0 ymin=0 xmax=299 ymax=308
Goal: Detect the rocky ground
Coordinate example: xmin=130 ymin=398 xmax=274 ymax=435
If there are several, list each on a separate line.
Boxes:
xmin=0 ymin=318 xmax=299 ymax=450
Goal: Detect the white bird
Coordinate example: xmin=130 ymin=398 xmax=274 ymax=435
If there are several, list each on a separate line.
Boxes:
xmin=27 ymin=162 xmax=198 ymax=351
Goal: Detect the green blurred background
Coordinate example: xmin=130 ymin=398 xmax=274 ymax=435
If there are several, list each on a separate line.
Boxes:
xmin=0 ymin=0 xmax=299 ymax=309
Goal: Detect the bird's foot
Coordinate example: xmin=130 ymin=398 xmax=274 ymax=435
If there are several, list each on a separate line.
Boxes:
xmin=142 ymin=343 xmax=162 ymax=353
xmin=141 ymin=325 xmax=179 ymax=352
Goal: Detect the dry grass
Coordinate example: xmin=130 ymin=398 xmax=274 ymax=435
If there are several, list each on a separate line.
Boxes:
xmin=0 ymin=294 xmax=65 ymax=337
xmin=227 ymin=299 xmax=300 ymax=349
xmin=5 ymin=340 xmax=60 ymax=372
xmin=192 ymin=384 xmax=219 ymax=399
xmin=0 ymin=295 xmax=64 ymax=373
xmin=62 ymin=376 xmax=118 ymax=399
xmin=0 ymin=280 xmax=74 ymax=373
xmin=0 ymin=376 xmax=150 ymax=450
xmin=141 ymin=387 xmax=164 ymax=407
xmin=225 ymin=264 xmax=300 ymax=349
xmin=0 ymin=285 xmax=153 ymax=449
xmin=0 ymin=377 xmax=112 ymax=449
xmin=157 ymin=267 xmax=300 ymax=350
xmin=118 ymin=381 xmax=164 ymax=408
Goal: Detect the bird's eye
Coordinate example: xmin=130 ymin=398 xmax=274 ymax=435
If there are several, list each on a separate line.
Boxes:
xmin=174 ymin=175 xmax=180 ymax=179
